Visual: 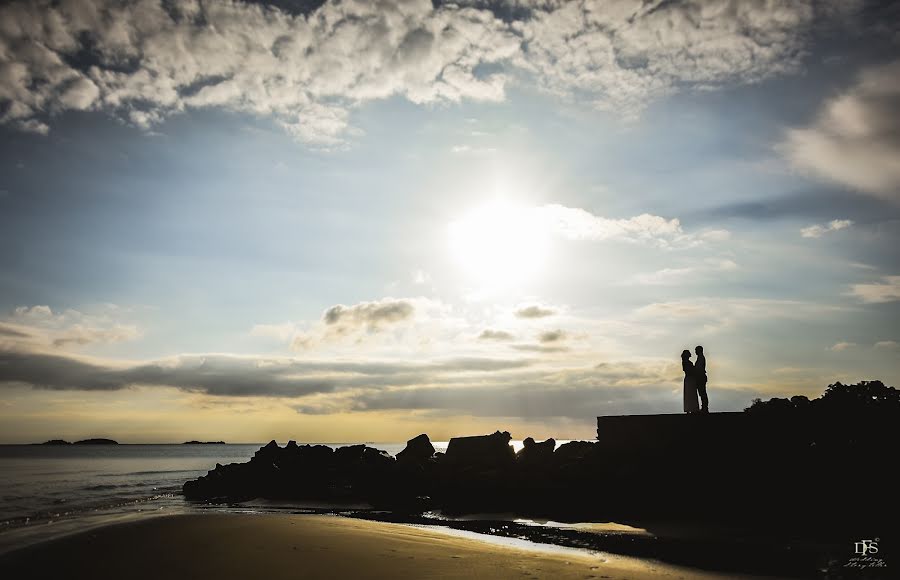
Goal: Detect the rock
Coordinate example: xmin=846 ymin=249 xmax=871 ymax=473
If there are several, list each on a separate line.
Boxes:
xmin=445 ymin=430 xmax=515 ymax=469
xmin=396 ymin=434 xmax=435 ymax=464
xmin=252 ymin=440 xmax=281 ymax=463
xmin=73 ymin=438 xmax=118 ymax=445
xmin=553 ymin=441 xmax=596 ymax=465
xmin=516 ymin=437 xmax=556 ymax=465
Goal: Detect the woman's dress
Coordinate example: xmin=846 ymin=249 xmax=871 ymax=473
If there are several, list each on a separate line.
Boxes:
xmin=683 ymin=360 xmax=700 ymax=413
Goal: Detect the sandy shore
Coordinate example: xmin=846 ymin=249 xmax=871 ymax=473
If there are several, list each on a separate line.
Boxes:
xmin=0 ymin=513 xmax=766 ymax=579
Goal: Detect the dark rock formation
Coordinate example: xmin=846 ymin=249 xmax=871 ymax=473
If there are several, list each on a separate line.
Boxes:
xmin=73 ymin=438 xmax=118 ymax=445
xmin=40 ymin=439 xmax=72 ymax=445
xmin=182 ymin=381 xmax=897 ymax=534
xmin=444 ymin=430 xmax=514 ymax=469
xmin=515 ymin=437 xmax=555 ymax=465
xmin=396 ymin=434 xmax=434 ymax=465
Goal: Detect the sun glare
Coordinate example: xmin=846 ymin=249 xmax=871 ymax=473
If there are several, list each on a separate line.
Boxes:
xmin=448 ymin=203 xmax=549 ymax=290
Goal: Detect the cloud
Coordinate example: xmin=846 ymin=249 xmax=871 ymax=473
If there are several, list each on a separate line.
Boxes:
xmin=800 ymin=219 xmax=854 ymax=238
xmin=634 ymin=298 xmax=848 ymax=334
xmin=315 ymin=360 xmax=764 ymax=418
xmin=274 ymin=296 xmax=450 ymax=350
xmin=848 ymin=276 xmax=900 ymax=303
xmin=828 ymin=341 xmax=856 ymax=351
xmin=511 ymin=344 xmax=569 ymax=354
xmin=537 ymin=329 xmax=566 ymax=343
xmin=478 ymin=329 xmax=515 ymax=341
xmin=630 ymin=258 xmax=738 ymax=286
xmin=50 ymin=325 xmax=141 ymax=348
xmin=0 ymin=0 xmax=520 ymax=146
xmin=0 ymin=0 xmax=856 ymax=145
xmin=533 ymin=204 xmax=729 ymax=249
xmin=2 ymin=305 xmax=140 ymax=350
xmin=450 ymin=144 xmax=497 ymax=155
xmin=514 ymin=304 xmax=557 ymax=318
xmin=512 ymin=0 xmax=832 ymax=116
xmin=783 ymin=59 xmax=900 ymax=201
xmin=0 ymin=348 xmax=536 ymax=397
xmin=250 ymin=322 xmax=298 ymax=342
xmin=323 ymin=298 xmax=415 ymax=331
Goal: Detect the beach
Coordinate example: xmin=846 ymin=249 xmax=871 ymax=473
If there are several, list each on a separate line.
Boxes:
xmin=0 ymin=513 xmax=761 ymax=580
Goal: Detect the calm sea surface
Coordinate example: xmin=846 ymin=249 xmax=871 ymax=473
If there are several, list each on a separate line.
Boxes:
xmin=0 ymin=441 xmax=546 ymax=554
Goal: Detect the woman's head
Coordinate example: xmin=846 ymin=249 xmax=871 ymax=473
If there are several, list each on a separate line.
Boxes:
xmin=681 ymin=349 xmax=691 ymax=359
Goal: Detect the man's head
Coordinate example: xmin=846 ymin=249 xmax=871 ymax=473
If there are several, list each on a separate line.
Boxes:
xmin=695 ymin=345 xmax=704 ymax=355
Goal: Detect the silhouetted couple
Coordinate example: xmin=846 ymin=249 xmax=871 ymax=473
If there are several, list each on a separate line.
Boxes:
xmin=681 ymin=346 xmax=709 ymax=414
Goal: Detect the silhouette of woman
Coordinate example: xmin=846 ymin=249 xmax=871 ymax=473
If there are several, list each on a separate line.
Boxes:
xmin=682 ymin=349 xmax=700 ymax=414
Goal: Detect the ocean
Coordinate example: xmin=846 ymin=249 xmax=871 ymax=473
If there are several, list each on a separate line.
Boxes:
xmin=0 ymin=440 xmax=542 ymax=554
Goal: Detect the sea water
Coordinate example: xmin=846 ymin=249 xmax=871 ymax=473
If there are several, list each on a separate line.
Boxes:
xmin=0 ymin=440 xmax=547 ymax=554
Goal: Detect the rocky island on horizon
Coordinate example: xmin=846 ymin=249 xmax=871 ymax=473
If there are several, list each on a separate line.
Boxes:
xmin=38 ymin=438 xmax=119 ymax=445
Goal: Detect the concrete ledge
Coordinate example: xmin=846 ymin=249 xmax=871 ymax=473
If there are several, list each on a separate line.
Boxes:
xmin=596 ymin=412 xmax=753 ymax=452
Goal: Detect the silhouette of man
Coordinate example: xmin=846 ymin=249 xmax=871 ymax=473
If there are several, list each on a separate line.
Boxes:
xmin=695 ymin=345 xmax=709 ymax=413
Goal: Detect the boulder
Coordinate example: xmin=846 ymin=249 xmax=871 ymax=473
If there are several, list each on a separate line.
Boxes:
xmin=516 ymin=437 xmax=556 ymax=465
xmin=396 ymin=434 xmax=435 ymax=464
xmin=445 ymin=430 xmax=515 ymax=469
xmin=553 ymin=441 xmax=597 ymax=465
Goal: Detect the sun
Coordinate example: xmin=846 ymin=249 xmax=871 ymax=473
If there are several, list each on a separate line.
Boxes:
xmin=448 ymin=202 xmax=549 ymax=290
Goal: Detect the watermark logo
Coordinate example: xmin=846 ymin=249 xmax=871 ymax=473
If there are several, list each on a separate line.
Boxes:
xmin=855 ymin=539 xmax=879 ymax=556
xmin=845 ymin=537 xmax=886 ymax=571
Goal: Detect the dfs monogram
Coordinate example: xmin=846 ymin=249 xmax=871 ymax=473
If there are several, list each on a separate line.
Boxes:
xmin=855 ymin=539 xmax=879 ymax=556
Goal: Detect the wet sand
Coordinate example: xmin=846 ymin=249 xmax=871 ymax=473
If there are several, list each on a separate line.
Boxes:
xmin=0 ymin=513 xmax=769 ymax=579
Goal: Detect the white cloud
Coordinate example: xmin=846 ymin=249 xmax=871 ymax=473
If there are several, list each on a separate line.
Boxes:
xmin=800 ymin=219 xmax=854 ymax=238
xmin=783 ymin=59 xmax=900 ymax=201
xmin=828 ymin=341 xmax=856 ymax=351
xmin=631 ymin=258 xmax=738 ymax=286
xmin=0 ymin=0 xmax=520 ymax=146
xmin=450 ymin=144 xmax=497 ymax=155
xmin=534 ymin=204 xmax=729 ymax=249
xmin=0 ymin=0 xmax=855 ymax=145
xmin=2 ymin=304 xmax=140 ymax=350
xmin=250 ymin=322 xmax=298 ymax=342
xmin=513 ymin=0 xmax=826 ymax=116
xmin=848 ymin=276 xmax=900 ymax=304
xmin=635 ymin=297 xmax=847 ymax=334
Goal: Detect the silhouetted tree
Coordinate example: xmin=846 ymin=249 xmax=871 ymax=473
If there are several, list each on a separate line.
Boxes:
xmin=744 ymin=380 xmax=897 ymax=413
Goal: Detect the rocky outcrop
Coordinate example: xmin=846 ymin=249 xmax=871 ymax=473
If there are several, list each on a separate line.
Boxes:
xmin=515 ymin=437 xmax=555 ymax=466
xmin=396 ymin=434 xmax=434 ymax=465
xmin=445 ymin=430 xmax=514 ymax=468
xmin=183 ymin=385 xmax=896 ymax=532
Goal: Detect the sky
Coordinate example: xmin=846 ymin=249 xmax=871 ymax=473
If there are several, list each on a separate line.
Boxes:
xmin=0 ymin=0 xmax=898 ymax=443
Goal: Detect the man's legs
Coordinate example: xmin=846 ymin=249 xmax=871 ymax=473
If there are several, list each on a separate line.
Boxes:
xmin=697 ymin=379 xmax=709 ymax=412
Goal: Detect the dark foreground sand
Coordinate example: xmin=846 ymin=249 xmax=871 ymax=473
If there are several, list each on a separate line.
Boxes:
xmin=0 ymin=514 xmax=770 ymax=579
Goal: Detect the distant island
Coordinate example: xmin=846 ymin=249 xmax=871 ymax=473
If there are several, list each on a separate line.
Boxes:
xmin=183 ymin=441 xmax=227 ymax=445
xmin=39 ymin=438 xmax=119 ymax=445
